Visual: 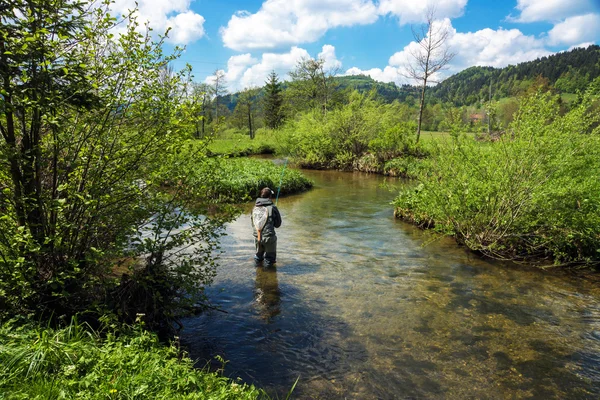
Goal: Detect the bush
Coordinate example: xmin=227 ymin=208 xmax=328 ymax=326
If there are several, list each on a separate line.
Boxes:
xmin=0 ymin=2 xmax=226 ymax=323
xmin=394 ymin=81 xmax=600 ymax=266
xmin=278 ymin=91 xmax=427 ymax=172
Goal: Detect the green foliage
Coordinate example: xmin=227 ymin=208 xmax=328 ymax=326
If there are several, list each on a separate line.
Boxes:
xmin=334 ymin=75 xmax=421 ymax=103
xmin=287 ymin=58 xmax=339 ymax=114
xmin=208 ymin=129 xmax=278 ymax=157
xmin=0 ymin=319 xmax=264 ymax=399
xmin=232 ymin=88 xmax=262 ymax=138
xmin=278 ymin=91 xmax=427 ymax=174
xmin=263 ymin=71 xmax=284 ymax=129
xmin=394 ymin=81 xmax=600 ymax=266
xmin=190 ymin=157 xmax=313 ymax=203
xmin=0 ymin=1 xmax=229 ymax=325
xmin=430 ymin=45 xmax=600 ymax=105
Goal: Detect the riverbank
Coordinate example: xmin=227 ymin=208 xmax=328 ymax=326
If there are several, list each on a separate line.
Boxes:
xmin=0 ymin=319 xmax=264 ymax=399
xmin=393 ymin=86 xmax=600 ymax=269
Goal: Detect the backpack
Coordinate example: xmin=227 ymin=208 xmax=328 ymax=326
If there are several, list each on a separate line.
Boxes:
xmin=252 ymin=205 xmax=271 ymax=242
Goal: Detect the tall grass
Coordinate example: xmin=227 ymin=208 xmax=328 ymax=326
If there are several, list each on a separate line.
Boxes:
xmin=0 ymin=318 xmax=264 ymax=399
xmin=208 ymin=129 xmax=279 ymax=157
xmin=192 ymin=157 xmax=313 ymax=203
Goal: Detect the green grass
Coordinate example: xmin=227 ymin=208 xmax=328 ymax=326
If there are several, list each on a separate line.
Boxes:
xmin=420 ymin=130 xmax=477 ymax=142
xmin=199 ymin=157 xmax=313 ymax=203
xmin=0 ymin=319 xmax=264 ymax=399
xmin=208 ymin=129 xmax=280 ymax=157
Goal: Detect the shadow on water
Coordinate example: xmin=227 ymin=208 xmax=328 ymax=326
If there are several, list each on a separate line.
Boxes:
xmin=181 ymin=167 xmax=600 ymax=399
xmin=180 ymin=260 xmax=370 ymax=399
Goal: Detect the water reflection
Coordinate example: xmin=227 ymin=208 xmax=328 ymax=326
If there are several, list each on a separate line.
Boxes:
xmin=254 ymin=266 xmax=281 ymax=322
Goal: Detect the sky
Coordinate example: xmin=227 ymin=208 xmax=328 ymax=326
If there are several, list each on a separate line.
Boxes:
xmin=108 ymin=0 xmax=600 ymax=92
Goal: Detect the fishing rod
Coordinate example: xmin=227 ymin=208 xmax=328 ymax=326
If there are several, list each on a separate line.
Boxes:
xmin=275 ymin=159 xmax=289 ymax=206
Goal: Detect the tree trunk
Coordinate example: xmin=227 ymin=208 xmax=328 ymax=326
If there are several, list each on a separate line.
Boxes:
xmin=248 ymin=104 xmax=253 ymax=139
xmin=416 ymin=80 xmax=427 ymax=144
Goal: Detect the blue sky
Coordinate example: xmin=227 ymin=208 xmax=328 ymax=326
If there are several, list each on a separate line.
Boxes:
xmin=110 ymin=0 xmax=600 ymax=91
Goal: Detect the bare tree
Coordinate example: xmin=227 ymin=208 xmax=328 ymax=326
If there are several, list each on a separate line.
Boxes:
xmin=210 ymin=69 xmax=228 ymax=130
xmin=405 ymin=8 xmax=455 ymax=143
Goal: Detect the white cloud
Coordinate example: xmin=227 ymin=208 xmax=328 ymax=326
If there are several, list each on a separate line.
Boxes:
xmin=448 ymin=27 xmax=551 ymax=72
xmin=202 ymin=45 xmax=342 ymax=92
xmin=220 ymin=0 xmax=471 ymax=51
xmin=110 ymin=0 xmax=206 ymax=45
xmin=221 ymin=0 xmax=378 ymax=51
xmin=507 ymin=0 xmax=598 ymax=23
xmin=318 ymin=45 xmax=342 ymax=70
xmin=226 ymin=54 xmax=259 ymax=82
xmin=568 ymin=42 xmax=595 ymax=51
xmin=203 ymin=54 xmax=258 ymax=90
xmin=377 ymin=0 xmax=467 ymax=24
xmin=547 ymin=13 xmax=600 ymax=46
xmin=238 ymin=46 xmax=312 ymax=90
xmin=345 ymin=21 xmax=552 ymax=84
xmin=344 ymin=66 xmax=402 ymax=84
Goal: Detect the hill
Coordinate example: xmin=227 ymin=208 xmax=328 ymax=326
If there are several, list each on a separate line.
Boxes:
xmin=221 ymin=45 xmax=600 ymax=110
xmin=429 ymin=45 xmax=600 ymax=105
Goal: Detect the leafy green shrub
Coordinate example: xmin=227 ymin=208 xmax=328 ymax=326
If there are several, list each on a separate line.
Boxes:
xmin=278 ymin=91 xmax=427 ymax=172
xmin=383 ymin=156 xmax=432 ymax=178
xmin=394 ymin=81 xmax=600 ymax=266
xmin=0 ymin=2 xmax=226 ymax=322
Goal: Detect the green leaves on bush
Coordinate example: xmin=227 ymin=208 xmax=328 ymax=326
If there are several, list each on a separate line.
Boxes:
xmin=187 ymin=156 xmax=313 ymax=204
xmin=394 ymin=81 xmax=600 ymax=266
xmin=277 ymin=91 xmax=427 ymax=173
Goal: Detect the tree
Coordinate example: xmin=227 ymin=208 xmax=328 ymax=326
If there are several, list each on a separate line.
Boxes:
xmin=263 ymin=71 xmax=284 ymax=129
xmin=209 ymin=69 xmax=228 ymax=131
xmin=288 ymin=58 xmax=338 ymax=114
xmin=405 ymin=8 xmax=455 ymax=143
xmin=233 ymin=87 xmax=261 ymax=139
xmin=0 ymin=0 xmax=225 ymax=324
xmin=190 ymin=82 xmax=210 ymax=138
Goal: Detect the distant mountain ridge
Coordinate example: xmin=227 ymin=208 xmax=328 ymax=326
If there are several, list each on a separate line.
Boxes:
xmin=429 ymin=45 xmax=600 ymax=105
xmin=223 ymin=45 xmax=600 ymax=109
xmin=339 ymin=45 xmax=600 ymax=106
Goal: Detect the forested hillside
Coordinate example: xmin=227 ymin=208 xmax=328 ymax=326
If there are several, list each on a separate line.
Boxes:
xmin=430 ymin=45 xmax=600 ymax=104
xmin=223 ymin=45 xmax=599 ymax=111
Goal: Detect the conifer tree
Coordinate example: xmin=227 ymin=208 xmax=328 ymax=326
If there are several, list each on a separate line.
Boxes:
xmin=263 ymin=71 xmax=284 ymax=129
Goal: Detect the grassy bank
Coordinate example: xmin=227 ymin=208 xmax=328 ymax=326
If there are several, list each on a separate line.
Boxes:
xmin=208 ymin=129 xmax=279 ymax=157
xmin=0 ymin=319 xmax=264 ymax=399
xmin=194 ymin=157 xmax=313 ymax=203
xmin=393 ymin=84 xmax=600 ymax=267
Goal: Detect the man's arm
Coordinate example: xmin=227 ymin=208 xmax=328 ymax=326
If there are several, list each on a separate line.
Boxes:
xmin=272 ymin=206 xmax=282 ymax=228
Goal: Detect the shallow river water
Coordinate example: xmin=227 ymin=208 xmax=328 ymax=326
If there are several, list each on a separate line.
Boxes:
xmin=181 ymin=168 xmax=600 ymax=399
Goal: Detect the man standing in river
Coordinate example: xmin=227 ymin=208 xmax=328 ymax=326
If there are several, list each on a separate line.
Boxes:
xmin=252 ymin=187 xmax=282 ymax=267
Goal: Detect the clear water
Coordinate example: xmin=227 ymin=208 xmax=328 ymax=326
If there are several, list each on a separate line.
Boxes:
xmin=180 ymin=169 xmax=600 ymax=399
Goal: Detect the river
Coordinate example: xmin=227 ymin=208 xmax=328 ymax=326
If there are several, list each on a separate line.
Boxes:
xmin=180 ymin=168 xmax=600 ymax=399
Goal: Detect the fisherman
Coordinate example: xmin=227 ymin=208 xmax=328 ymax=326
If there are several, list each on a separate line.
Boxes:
xmin=252 ymin=187 xmax=282 ymax=267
